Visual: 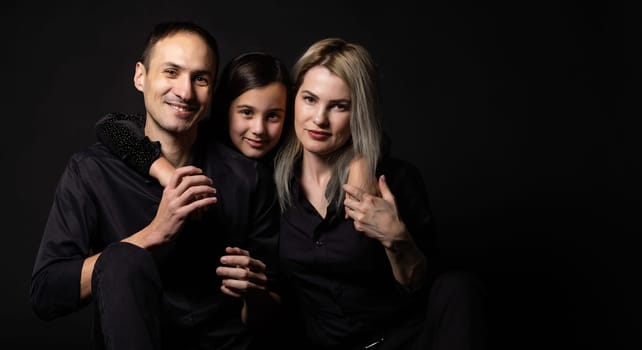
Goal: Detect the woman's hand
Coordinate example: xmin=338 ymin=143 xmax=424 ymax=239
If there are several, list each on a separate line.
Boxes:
xmin=343 ymin=175 xmax=408 ymax=248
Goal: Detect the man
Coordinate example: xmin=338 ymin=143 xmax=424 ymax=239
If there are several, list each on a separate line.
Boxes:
xmin=30 ymin=21 xmax=280 ymax=350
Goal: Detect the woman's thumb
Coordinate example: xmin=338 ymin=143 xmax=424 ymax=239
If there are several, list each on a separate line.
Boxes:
xmin=378 ymin=175 xmax=394 ymax=202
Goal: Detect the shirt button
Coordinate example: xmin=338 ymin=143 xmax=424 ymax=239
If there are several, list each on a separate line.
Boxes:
xmin=314 ymin=240 xmax=323 ymax=247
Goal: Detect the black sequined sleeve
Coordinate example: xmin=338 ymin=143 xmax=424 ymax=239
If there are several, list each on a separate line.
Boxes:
xmin=95 ymin=113 xmax=161 ymax=177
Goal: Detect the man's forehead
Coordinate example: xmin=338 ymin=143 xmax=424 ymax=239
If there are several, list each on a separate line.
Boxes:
xmin=149 ymin=32 xmax=216 ymax=70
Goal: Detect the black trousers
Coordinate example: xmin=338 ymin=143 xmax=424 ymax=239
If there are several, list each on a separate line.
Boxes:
xmin=91 ymin=242 xmax=162 ymax=350
xmin=347 ymin=270 xmax=487 ymax=350
xmin=416 ymin=270 xmax=487 ymax=350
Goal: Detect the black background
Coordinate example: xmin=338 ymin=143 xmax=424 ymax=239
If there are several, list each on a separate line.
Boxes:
xmin=3 ymin=1 xmax=640 ymax=349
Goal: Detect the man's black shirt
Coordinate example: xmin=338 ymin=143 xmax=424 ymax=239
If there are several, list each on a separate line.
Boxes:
xmin=31 ymin=136 xmax=279 ymax=346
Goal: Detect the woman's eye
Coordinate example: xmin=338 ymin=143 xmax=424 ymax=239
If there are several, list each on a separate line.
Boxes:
xmin=332 ymin=103 xmax=349 ymax=111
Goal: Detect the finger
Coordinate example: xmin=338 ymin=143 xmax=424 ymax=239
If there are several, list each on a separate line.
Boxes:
xmin=225 ymin=246 xmax=250 ymax=256
xmin=167 ymin=166 xmax=204 ymax=189
xmin=178 ymin=193 xmax=217 ymax=217
xmin=352 ymin=220 xmax=365 ymax=232
xmin=246 ymin=257 xmax=267 ymax=273
xmin=216 ymin=266 xmax=267 ymax=286
xmin=221 ymin=255 xmax=267 ymax=272
xmin=343 ymin=195 xmax=360 ymax=212
xmin=343 ymin=184 xmax=364 ymax=201
xmin=220 ymin=254 xmax=251 ymax=268
xmin=179 ymin=185 xmax=217 ymax=206
xmin=224 ymin=277 xmax=265 ymax=291
xmin=220 ymin=284 xmax=243 ymax=298
xmin=344 ymin=192 xmax=357 ymax=219
xmin=344 ymin=205 xmax=366 ymax=226
xmin=175 ymin=175 xmax=215 ymax=196
xmin=216 ymin=266 xmax=248 ymax=279
xmin=345 ymin=205 xmax=356 ymax=220
xmin=378 ymin=175 xmax=396 ymax=203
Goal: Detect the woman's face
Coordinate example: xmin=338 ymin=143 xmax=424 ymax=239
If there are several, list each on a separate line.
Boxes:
xmin=294 ymin=66 xmax=351 ymax=157
xmin=227 ymin=82 xmax=287 ymax=159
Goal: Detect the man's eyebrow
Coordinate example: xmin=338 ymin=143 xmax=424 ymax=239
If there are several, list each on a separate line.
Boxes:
xmin=160 ymin=62 xmax=214 ymax=76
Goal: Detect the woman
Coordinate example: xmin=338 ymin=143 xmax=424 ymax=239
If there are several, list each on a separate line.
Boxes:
xmin=274 ymin=38 xmax=486 ymax=349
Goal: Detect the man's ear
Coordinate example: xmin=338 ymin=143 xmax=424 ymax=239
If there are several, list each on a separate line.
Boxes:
xmin=133 ymin=62 xmax=145 ymax=92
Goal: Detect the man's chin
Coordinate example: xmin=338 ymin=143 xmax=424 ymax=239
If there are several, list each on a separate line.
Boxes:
xmin=165 ymin=121 xmax=197 ymax=135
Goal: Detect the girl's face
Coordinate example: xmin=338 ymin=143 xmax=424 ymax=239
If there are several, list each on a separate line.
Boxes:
xmin=294 ymin=66 xmax=351 ymax=157
xmin=228 ymin=82 xmax=287 ymax=159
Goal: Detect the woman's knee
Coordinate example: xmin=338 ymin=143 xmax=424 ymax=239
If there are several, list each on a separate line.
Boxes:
xmin=431 ymin=270 xmax=485 ymax=305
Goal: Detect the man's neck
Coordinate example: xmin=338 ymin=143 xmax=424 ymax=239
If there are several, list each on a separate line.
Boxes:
xmin=144 ymin=119 xmax=198 ymax=168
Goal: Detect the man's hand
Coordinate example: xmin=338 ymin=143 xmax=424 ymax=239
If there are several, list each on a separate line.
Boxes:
xmin=124 ymin=166 xmax=217 ymax=248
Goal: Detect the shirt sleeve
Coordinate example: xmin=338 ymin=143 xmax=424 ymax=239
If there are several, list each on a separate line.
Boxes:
xmin=246 ymin=162 xmax=281 ymax=293
xmin=30 ymin=155 xmax=96 ymax=320
xmin=94 ymin=113 xmax=160 ymax=177
xmin=381 ymin=158 xmax=439 ymax=278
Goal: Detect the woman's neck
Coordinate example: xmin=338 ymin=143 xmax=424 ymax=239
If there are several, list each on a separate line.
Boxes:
xmin=300 ymin=151 xmax=334 ymax=218
xmin=300 ymin=151 xmax=333 ymax=187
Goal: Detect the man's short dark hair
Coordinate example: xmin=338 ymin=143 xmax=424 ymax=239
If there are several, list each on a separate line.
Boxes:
xmin=139 ymin=21 xmax=220 ymax=82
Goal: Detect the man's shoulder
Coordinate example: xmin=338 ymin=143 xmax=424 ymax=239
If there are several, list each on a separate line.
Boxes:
xmin=57 ymin=143 xmax=148 ymax=194
xmin=64 ymin=143 xmax=131 ymax=175
xmin=68 ymin=142 xmax=119 ymax=163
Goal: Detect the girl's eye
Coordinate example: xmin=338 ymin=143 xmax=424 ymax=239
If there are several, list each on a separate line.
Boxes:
xmin=267 ymin=113 xmax=283 ymax=121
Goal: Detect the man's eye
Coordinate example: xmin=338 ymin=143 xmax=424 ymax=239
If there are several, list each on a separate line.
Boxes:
xmin=195 ymin=76 xmax=209 ymax=86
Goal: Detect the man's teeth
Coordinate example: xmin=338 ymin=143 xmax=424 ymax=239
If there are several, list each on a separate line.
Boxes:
xmin=171 ymin=104 xmax=190 ymax=111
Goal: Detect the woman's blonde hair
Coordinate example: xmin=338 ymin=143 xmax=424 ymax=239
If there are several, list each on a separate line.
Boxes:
xmin=274 ymin=38 xmax=382 ymax=213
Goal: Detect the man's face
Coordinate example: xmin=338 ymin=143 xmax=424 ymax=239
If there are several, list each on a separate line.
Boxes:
xmin=134 ymin=31 xmax=216 ymax=136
